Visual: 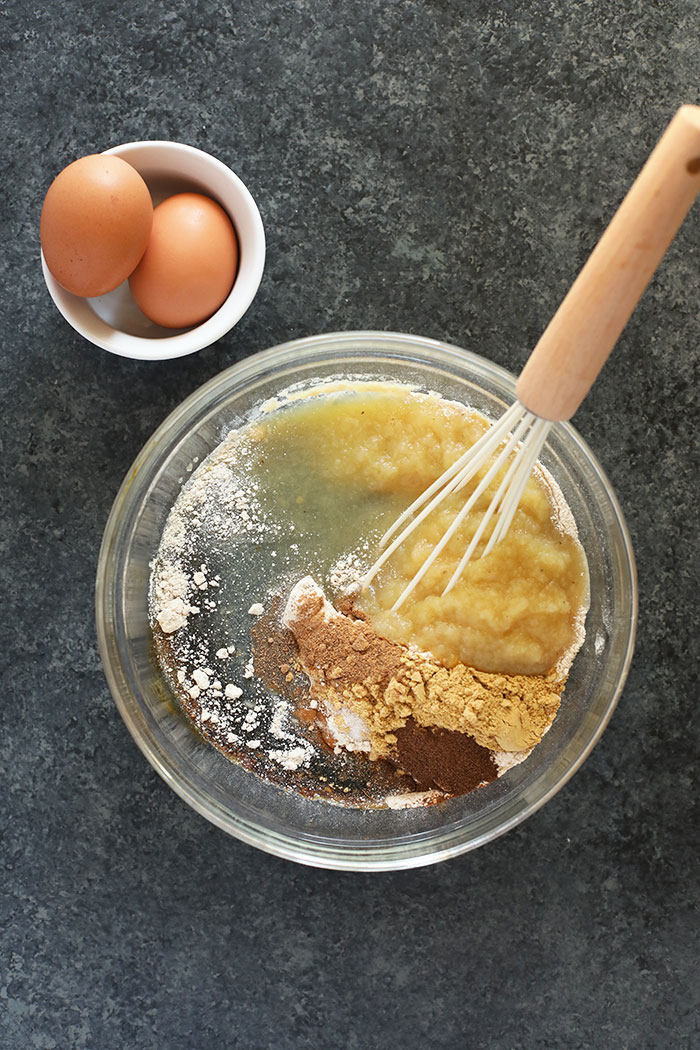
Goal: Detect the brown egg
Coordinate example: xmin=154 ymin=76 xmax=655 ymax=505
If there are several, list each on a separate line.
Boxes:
xmin=128 ymin=193 xmax=239 ymax=329
xmin=40 ymin=155 xmax=153 ymax=297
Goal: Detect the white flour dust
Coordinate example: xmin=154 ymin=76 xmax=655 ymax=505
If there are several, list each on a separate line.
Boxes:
xmin=149 ymin=428 xmax=316 ymax=776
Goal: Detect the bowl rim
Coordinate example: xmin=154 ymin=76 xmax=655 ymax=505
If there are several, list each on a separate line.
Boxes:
xmin=41 ymin=139 xmax=266 ymax=361
xmin=96 ymin=330 xmax=638 ymax=870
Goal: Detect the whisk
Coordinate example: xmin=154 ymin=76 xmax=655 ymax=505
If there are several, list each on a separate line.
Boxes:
xmin=363 ymin=104 xmax=700 ymax=611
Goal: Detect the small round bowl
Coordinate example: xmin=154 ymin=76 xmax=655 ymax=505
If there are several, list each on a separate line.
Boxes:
xmin=41 ymin=140 xmax=266 ymax=360
xmin=96 ymin=332 xmax=637 ymax=870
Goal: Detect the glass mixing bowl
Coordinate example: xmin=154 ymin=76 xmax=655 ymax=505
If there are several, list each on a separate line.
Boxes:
xmin=96 ymin=332 xmax=637 ymax=870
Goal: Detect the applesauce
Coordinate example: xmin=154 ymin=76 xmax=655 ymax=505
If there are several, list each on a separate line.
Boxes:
xmin=276 ymin=384 xmax=590 ymax=676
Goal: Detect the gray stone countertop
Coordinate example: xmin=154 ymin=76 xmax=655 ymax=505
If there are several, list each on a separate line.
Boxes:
xmin=2 ymin=1 xmax=698 ymax=1047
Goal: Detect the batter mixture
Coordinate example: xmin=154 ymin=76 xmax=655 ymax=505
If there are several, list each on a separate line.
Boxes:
xmin=149 ymin=381 xmax=589 ymax=807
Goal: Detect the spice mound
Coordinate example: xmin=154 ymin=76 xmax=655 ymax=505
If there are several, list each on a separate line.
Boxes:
xmin=279 ymin=577 xmax=566 ymax=795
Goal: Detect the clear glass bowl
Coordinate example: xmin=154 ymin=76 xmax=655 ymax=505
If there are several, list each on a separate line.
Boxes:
xmin=96 ymin=332 xmax=637 ymax=870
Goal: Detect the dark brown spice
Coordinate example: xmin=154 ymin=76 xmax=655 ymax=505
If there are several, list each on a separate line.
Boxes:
xmin=391 ymin=718 xmax=498 ymax=795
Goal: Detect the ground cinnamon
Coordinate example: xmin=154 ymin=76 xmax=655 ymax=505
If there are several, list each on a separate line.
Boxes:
xmin=284 ymin=587 xmax=404 ymax=694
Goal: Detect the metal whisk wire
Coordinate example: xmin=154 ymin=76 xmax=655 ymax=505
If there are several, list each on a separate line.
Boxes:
xmin=362 ymin=403 xmax=551 ymax=611
xmin=444 ymin=412 xmax=551 ymax=594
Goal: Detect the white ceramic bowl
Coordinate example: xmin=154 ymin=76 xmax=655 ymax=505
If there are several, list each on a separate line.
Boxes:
xmin=41 ymin=140 xmax=266 ymax=360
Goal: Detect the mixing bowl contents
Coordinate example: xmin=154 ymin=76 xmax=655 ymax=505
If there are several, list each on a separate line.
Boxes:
xmin=149 ymin=381 xmax=589 ymax=808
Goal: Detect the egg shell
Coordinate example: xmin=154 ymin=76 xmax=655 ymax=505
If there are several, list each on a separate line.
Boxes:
xmin=128 ymin=193 xmax=239 ymax=329
xmin=40 ymin=155 xmax=153 ymax=298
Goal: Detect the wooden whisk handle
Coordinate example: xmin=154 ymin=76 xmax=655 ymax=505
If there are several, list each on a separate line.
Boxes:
xmin=516 ymin=104 xmax=700 ymax=422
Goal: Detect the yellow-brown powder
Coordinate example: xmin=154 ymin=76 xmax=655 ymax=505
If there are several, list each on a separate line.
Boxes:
xmin=387 ymin=657 xmax=561 ymax=752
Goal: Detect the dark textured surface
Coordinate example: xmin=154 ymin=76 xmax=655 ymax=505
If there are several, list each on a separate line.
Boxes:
xmin=2 ymin=1 xmax=699 ymax=1047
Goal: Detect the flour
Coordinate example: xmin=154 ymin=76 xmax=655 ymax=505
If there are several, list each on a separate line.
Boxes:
xmin=153 ymin=561 xmax=200 ymax=634
xmin=156 ymin=431 xmax=273 ymax=573
xmin=327 ymin=546 xmax=370 ymax=596
xmin=150 ymin=431 xmax=268 ymax=639
xmin=149 ymin=424 xmax=317 ymax=779
xmin=324 ymin=704 xmax=372 ymax=754
xmin=385 ymin=790 xmax=445 ymax=809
